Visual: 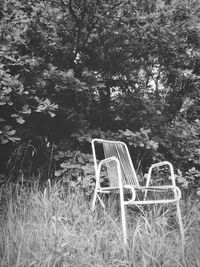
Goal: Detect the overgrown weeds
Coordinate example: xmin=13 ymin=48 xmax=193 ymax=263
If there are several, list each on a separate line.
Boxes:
xmin=0 ymin=180 xmax=200 ymax=266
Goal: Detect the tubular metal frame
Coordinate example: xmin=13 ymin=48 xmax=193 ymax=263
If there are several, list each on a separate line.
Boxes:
xmin=91 ymin=138 xmax=185 ymax=251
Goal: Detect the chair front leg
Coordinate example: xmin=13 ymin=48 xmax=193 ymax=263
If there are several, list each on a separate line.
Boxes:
xmin=120 ymin=194 xmax=128 ymax=247
xmin=91 ymin=164 xmax=102 ymax=210
xmin=176 ymin=201 xmax=185 ymax=256
xmin=90 ymin=187 xmax=98 ymax=210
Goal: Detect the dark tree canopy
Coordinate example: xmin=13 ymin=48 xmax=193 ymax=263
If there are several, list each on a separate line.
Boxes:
xmin=1 ymin=0 xmax=200 ymax=191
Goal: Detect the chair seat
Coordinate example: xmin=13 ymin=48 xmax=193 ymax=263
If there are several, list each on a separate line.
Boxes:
xmin=98 ymin=184 xmax=181 ymax=204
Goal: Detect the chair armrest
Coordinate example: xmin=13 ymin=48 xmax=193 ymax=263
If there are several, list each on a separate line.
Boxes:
xmin=146 ymin=161 xmax=176 ymax=187
xmin=96 ymin=157 xmax=130 ymax=201
xmin=98 ymin=156 xmax=120 ymax=166
xmin=97 ymin=156 xmax=120 ymax=178
xmin=95 ymin=156 xmax=121 ymax=187
xmin=124 ymin=185 xmax=136 ymax=205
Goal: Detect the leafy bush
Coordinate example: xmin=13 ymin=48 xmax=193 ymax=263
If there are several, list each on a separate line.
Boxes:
xmin=176 ymin=167 xmax=200 ymax=198
xmin=72 ymin=127 xmax=159 ymax=168
xmin=1 ymin=0 xmax=200 ymax=201
xmin=158 ymin=119 xmax=200 ymax=168
xmin=54 ymin=150 xmax=95 ymax=196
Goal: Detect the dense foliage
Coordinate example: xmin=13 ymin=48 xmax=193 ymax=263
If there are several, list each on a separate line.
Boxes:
xmin=1 ymin=0 xmax=200 ymax=196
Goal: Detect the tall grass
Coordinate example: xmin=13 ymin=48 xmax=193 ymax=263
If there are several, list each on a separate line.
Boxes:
xmin=0 ymin=180 xmax=200 ymax=267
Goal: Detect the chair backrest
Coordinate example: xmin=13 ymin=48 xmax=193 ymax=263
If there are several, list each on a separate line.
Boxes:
xmin=92 ymin=139 xmax=139 ymax=187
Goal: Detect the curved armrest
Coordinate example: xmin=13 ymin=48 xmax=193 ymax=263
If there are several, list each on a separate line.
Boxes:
xmin=124 ymin=185 xmax=136 ymax=205
xmin=98 ymin=156 xmax=120 ymax=166
xmin=95 ymin=156 xmax=121 ymax=187
xmin=96 ymin=157 xmax=131 ymax=202
xmin=146 ymin=161 xmax=176 ymax=187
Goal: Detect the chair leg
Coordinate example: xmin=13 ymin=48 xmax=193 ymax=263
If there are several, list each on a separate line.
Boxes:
xmin=176 ymin=201 xmax=185 ymax=255
xmin=91 ymin=187 xmax=98 ymax=210
xmin=120 ymin=201 xmax=128 ymax=247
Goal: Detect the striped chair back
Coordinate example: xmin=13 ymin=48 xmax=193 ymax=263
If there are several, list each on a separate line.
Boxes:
xmin=102 ymin=140 xmax=139 ymax=187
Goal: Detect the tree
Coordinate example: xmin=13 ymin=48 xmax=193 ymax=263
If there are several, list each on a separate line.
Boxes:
xmin=1 ymin=0 xmax=200 ymax=183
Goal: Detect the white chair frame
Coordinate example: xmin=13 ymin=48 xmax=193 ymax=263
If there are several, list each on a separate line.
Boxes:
xmin=91 ymin=138 xmax=185 ymax=250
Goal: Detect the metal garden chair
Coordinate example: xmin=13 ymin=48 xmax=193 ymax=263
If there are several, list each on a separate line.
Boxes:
xmin=91 ymin=138 xmax=185 ymax=249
